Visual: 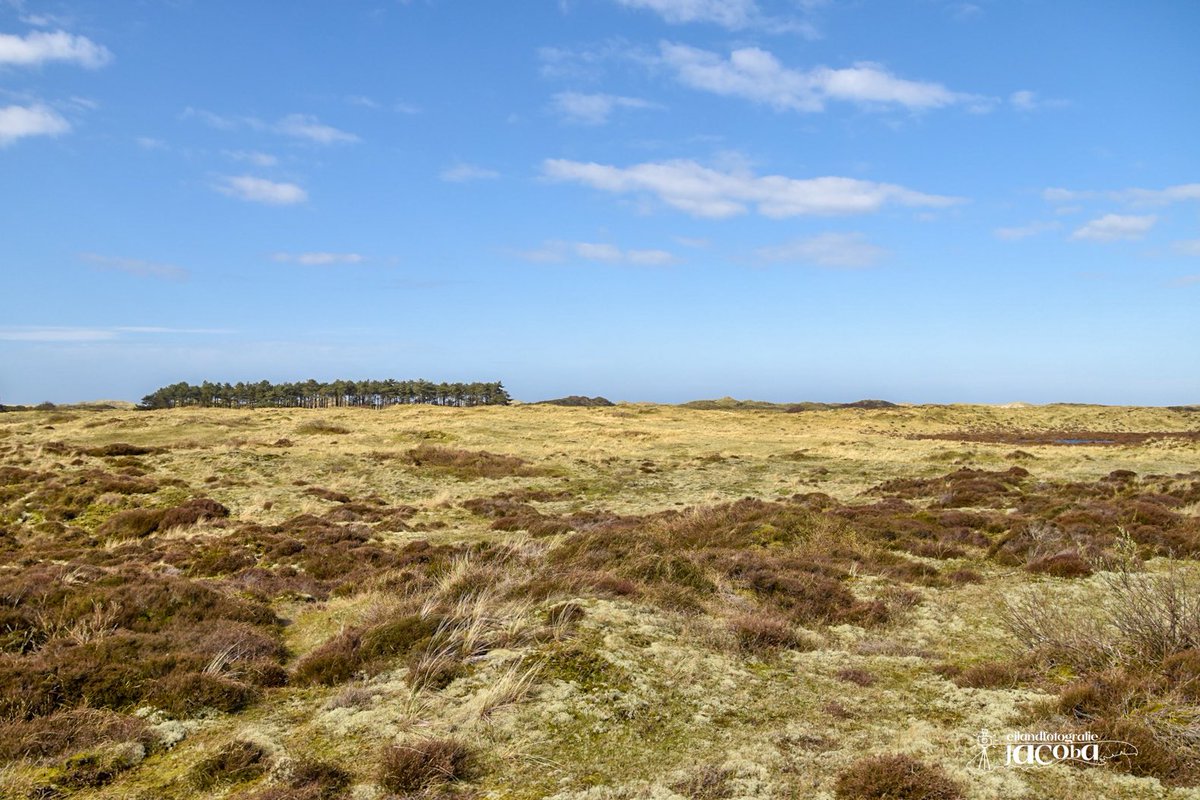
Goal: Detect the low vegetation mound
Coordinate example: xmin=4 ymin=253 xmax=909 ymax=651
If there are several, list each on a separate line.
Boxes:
xmin=400 ymin=445 xmax=547 ymax=479
xmin=834 ymin=753 xmax=963 ymax=799
xmin=534 ymin=395 xmax=615 ymax=407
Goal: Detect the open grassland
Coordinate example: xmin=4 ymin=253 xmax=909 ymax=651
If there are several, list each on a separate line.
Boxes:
xmin=1 ymin=402 xmax=1198 ymax=799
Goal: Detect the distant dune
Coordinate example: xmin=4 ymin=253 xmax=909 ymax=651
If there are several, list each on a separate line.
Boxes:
xmin=533 ymin=395 xmax=615 ymax=407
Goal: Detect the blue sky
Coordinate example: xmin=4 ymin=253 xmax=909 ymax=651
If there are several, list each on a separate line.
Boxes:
xmin=2 ymin=0 xmax=1198 ymax=405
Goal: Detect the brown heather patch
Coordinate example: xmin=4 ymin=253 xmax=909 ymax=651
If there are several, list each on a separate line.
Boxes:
xmin=910 ymin=430 xmax=1200 ymax=446
xmin=82 ymin=442 xmax=164 ymax=457
xmin=378 ymin=737 xmax=480 ymax=793
xmin=834 ymin=753 xmax=963 ymax=799
xmin=190 ymin=739 xmax=271 ymax=789
xmin=292 ymin=612 xmax=444 ymax=687
xmin=0 ymin=708 xmax=149 ymax=761
xmin=401 ymin=444 xmax=548 ymax=479
xmin=245 ymin=757 xmax=353 ymax=800
xmin=0 ymin=564 xmax=282 ymax=722
xmin=728 ymin=611 xmax=815 ymax=654
xmin=295 ymin=421 xmax=351 ymax=435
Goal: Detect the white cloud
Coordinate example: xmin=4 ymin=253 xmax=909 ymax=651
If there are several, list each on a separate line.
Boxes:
xmin=1045 ymin=183 xmax=1200 ymax=206
xmin=519 ymin=240 xmax=679 ymax=266
xmin=271 ymin=252 xmax=365 ymax=266
xmin=614 ymin=0 xmax=819 ymax=36
xmin=0 ymin=103 xmax=69 ymax=145
xmin=223 ymin=149 xmax=278 ymax=166
xmin=216 ymin=175 xmax=308 ymax=205
xmin=181 ymin=106 xmax=240 ymax=130
xmin=551 ymin=91 xmax=658 ymax=125
xmin=542 ymin=157 xmax=962 ymax=219
xmin=183 ymin=108 xmax=358 ymax=144
xmin=1009 ymin=89 xmax=1036 ymax=110
xmin=1071 ymin=214 xmax=1157 ymax=242
xmin=79 ymin=252 xmax=189 ymax=281
xmin=135 ymin=136 xmax=166 ymax=150
xmin=1009 ymin=89 xmax=1066 ymax=112
xmin=616 ymin=0 xmax=758 ymax=27
xmin=755 ymin=232 xmax=887 ymax=268
xmin=659 ymin=43 xmax=972 ymax=112
xmin=993 ymin=220 xmax=1060 ymax=240
xmin=0 ymin=326 xmax=228 ymax=342
xmin=538 ymin=39 xmax=632 ymax=81
xmin=19 ymin=13 xmax=74 ymax=28
xmin=0 ymin=29 xmax=111 ymax=68
xmin=274 ymin=113 xmax=358 ymax=144
xmin=0 ymin=327 xmax=116 ymax=342
xmin=1173 ymin=240 xmax=1200 ymax=257
xmin=439 ymin=162 xmax=500 ymax=182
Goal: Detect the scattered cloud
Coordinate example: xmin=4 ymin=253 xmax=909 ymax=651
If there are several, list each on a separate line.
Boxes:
xmin=947 ymin=2 xmax=983 ymax=20
xmin=1009 ymin=90 xmax=1037 ymax=111
xmin=346 ymin=94 xmax=381 ymax=109
xmin=135 ymin=136 xmax=166 ymax=150
xmin=223 ymin=149 xmax=278 ymax=166
xmin=1071 ymin=214 xmax=1157 ymax=242
xmin=0 ymin=29 xmax=111 ymax=69
xmin=551 ymin=91 xmax=659 ymax=125
xmin=1173 ymin=239 xmax=1200 ymax=257
xmin=79 ymin=252 xmax=189 ymax=281
xmin=0 ymin=103 xmax=69 ymax=145
xmin=440 ymin=162 xmax=500 ymax=182
xmin=181 ymin=106 xmax=239 ymax=130
xmin=615 ymin=0 xmax=758 ymax=27
xmin=519 ymin=240 xmax=679 ymax=266
xmin=215 ymin=175 xmax=308 ymax=205
xmin=1172 ymin=275 xmax=1200 ymax=287
xmin=183 ymin=108 xmax=358 ymax=144
xmin=674 ymin=236 xmax=709 ymax=248
xmin=993 ymin=220 xmax=1060 ymax=240
xmin=658 ymin=43 xmax=978 ymax=112
xmin=613 ymin=0 xmax=819 ymax=37
xmin=394 ymin=101 xmax=422 ymax=115
xmin=274 ymin=113 xmax=359 ymax=144
xmin=1008 ymin=90 xmax=1067 ymax=111
xmin=270 ymin=252 xmax=365 ymax=265
xmin=19 ymin=12 xmax=75 ymax=28
xmin=537 ymin=39 xmax=634 ymax=81
xmin=0 ymin=326 xmax=228 ymax=342
xmin=1044 ymin=183 xmax=1200 ymax=207
xmin=755 ymin=232 xmax=887 ymax=268
xmin=0 ymin=327 xmax=115 ymax=342
xmin=542 ymin=157 xmax=962 ymax=219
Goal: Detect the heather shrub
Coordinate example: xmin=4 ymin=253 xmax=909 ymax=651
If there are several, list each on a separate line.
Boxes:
xmin=378 ymin=737 xmax=479 ymax=793
xmin=158 ymin=497 xmax=229 ymax=530
xmin=190 ymin=739 xmax=271 ymax=789
xmin=296 ymin=421 xmax=350 ymax=435
xmin=834 ymin=754 xmax=962 ymax=799
xmin=404 ymin=445 xmax=544 ymax=479
xmin=148 ymin=671 xmax=257 ymax=716
xmin=0 ymin=709 xmax=148 ymax=761
xmin=96 ymin=508 xmax=165 ymax=539
xmin=728 ymin=612 xmax=813 ymax=654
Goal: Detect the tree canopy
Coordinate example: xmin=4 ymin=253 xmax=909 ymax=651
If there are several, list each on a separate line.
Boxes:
xmin=138 ymin=379 xmax=511 ymax=410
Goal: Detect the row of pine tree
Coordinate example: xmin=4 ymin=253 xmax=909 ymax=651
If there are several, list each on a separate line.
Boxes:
xmin=138 ymin=379 xmax=511 ymax=409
